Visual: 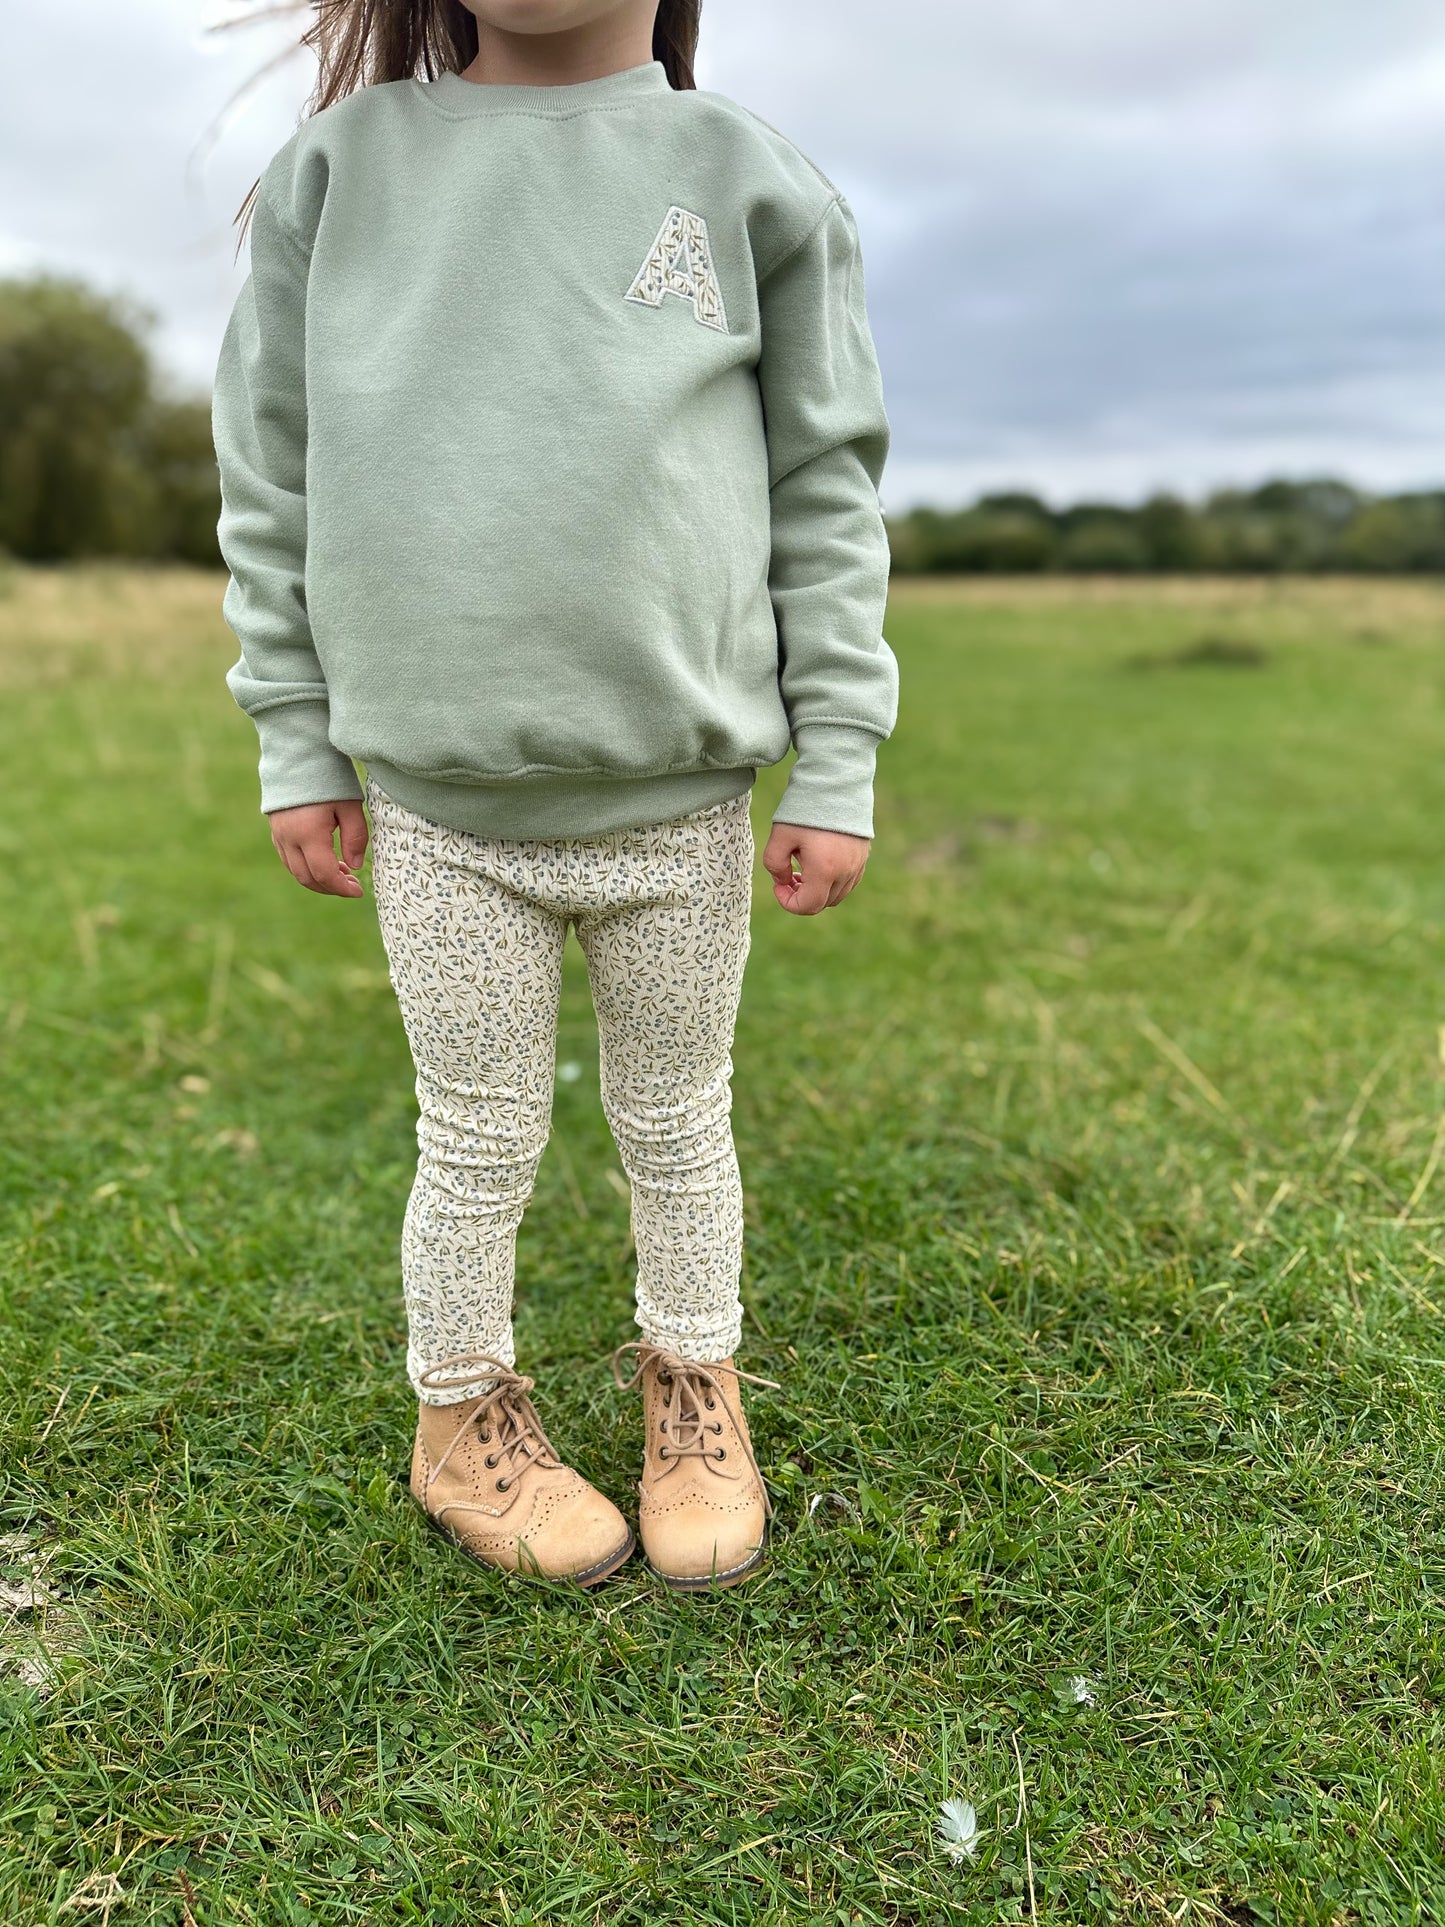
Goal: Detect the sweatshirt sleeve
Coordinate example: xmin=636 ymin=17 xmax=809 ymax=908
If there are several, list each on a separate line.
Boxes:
xmin=756 ymin=193 xmax=898 ymax=840
xmin=212 ymin=182 xmax=363 ymax=814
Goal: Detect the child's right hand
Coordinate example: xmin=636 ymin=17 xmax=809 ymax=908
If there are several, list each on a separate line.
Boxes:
xmin=267 ymin=800 xmax=369 ymax=898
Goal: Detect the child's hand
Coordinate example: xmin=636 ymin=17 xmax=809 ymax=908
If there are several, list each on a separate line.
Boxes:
xmin=267 ymin=800 xmax=369 ymax=898
xmin=762 ymin=821 xmax=871 ymax=915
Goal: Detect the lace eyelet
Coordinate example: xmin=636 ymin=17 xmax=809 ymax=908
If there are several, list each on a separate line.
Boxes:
xmin=496 ymin=1478 xmax=508 ymax=1491
xmin=715 ymin=1448 xmax=727 ymax=1461
xmin=709 ymin=1422 xmax=722 ymax=1434
xmin=484 ymin=1454 xmax=496 ymax=1468
xmin=658 ymin=1447 xmax=671 ymax=1462
xmin=704 ymin=1398 xmax=716 ymax=1411
xmin=478 ymin=1429 xmax=492 ymax=1443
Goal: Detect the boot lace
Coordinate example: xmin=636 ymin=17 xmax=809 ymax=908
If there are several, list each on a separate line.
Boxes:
xmin=418 ymin=1354 xmax=564 ymax=1495
xmin=611 ymin=1343 xmax=779 ymax=1516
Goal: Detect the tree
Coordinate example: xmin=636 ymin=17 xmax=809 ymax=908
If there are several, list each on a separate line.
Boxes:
xmin=977 ymin=491 xmax=1054 ymax=522
xmin=887 ymin=504 xmax=1055 ymax=573
xmin=941 ymin=508 xmax=1055 ymax=572
xmin=883 ymin=481 xmax=1445 ymax=577
xmin=139 ymin=395 xmax=224 ymax=567
xmin=1136 ymin=493 xmax=1202 ymax=570
xmin=1057 ymin=515 xmax=1148 ymax=572
xmin=1337 ymin=496 xmax=1445 ymax=573
xmin=0 ymin=274 xmax=219 ymax=564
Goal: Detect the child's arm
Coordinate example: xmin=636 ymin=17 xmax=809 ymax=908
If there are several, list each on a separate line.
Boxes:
xmin=754 ymin=193 xmax=898 ymax=915
xmin=212 ymin=181 xmax=366 ymax=898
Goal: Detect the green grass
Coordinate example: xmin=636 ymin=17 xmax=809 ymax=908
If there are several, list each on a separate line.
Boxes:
xmin=2 ymin=564 xmax=1444 ymax=1924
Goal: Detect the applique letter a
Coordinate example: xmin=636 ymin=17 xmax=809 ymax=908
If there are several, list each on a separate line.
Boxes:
xmin=624 ymin=206 xmax=729 ymax=333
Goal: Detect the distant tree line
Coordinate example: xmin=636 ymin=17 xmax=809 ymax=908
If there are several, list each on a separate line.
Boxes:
xmin=0 ymin=275 xmax=220 ymax=568
xmin=2 ymin=272 xmax=1442 ymax=576
xmin=886 ymin=484 xmax=1445 ymax=575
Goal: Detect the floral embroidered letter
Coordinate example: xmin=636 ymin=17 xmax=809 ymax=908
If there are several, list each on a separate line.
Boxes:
xmin=625 ymin=206 xmax=729 ymax=334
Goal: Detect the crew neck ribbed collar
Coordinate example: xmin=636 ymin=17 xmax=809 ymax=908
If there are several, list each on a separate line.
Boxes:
xmin=422 ymin=59 xmax=670 ymax=116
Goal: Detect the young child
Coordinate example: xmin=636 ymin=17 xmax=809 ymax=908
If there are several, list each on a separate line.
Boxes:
xmin=212 ymin=0 xmax=898 ymax=1591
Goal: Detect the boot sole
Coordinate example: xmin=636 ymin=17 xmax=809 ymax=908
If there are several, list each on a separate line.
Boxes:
xmin=651 ymin=1522 xmax=771 ymax=1593
xmin=406 ymin=1488 xmax=636 ymax=1590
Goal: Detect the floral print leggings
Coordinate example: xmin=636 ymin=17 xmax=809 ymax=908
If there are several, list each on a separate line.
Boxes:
xmin=365 ymin=776 xmax=755 ymax=1404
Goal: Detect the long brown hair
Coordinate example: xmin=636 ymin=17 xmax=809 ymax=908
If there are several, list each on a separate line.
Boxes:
xmin=222 ymin=2 xmax=701 ymax=250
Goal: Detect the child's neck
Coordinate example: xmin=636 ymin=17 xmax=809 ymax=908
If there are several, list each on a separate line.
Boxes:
xmin=458 ymin=20 xmax=655 ymax=91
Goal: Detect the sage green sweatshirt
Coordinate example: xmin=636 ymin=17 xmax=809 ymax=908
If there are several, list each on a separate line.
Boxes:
xmin=213 ymin=57 xmax=898 ymax=840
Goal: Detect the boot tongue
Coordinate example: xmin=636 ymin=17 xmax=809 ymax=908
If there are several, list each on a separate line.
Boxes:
xmin=666 ymin=1370 xmax=708 ymax=1452
xmin=494 ymin=1391 xmax=560 ymax=1477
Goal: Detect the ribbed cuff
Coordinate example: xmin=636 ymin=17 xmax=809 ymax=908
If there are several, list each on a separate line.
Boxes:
xmin=254 ymin=701 xmax=364 ymax=814
xmin=772 ymin=723 xmax=882 ymax=839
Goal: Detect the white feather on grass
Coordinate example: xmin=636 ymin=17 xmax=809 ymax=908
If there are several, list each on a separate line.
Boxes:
xmin=938 ymin=1798 xmax=981 ymax=1860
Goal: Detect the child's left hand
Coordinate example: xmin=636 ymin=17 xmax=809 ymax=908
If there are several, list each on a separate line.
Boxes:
xmin=762 ymin=821 xmax=871 ymax=915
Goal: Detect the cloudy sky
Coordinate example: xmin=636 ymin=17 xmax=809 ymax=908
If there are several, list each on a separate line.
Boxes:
xmin=3 ymin=0 xmax=1441 ymax=508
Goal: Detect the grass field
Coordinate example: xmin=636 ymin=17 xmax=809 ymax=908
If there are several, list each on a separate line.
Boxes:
xmin=2 ymin=565 xmax=1444 ymax=1924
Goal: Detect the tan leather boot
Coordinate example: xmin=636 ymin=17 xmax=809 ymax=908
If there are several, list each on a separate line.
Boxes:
xmin=612 ymin=1343 xmax=778 ymax=1590
xmin=410 ymin=1354 xmax=634 ymax=1587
